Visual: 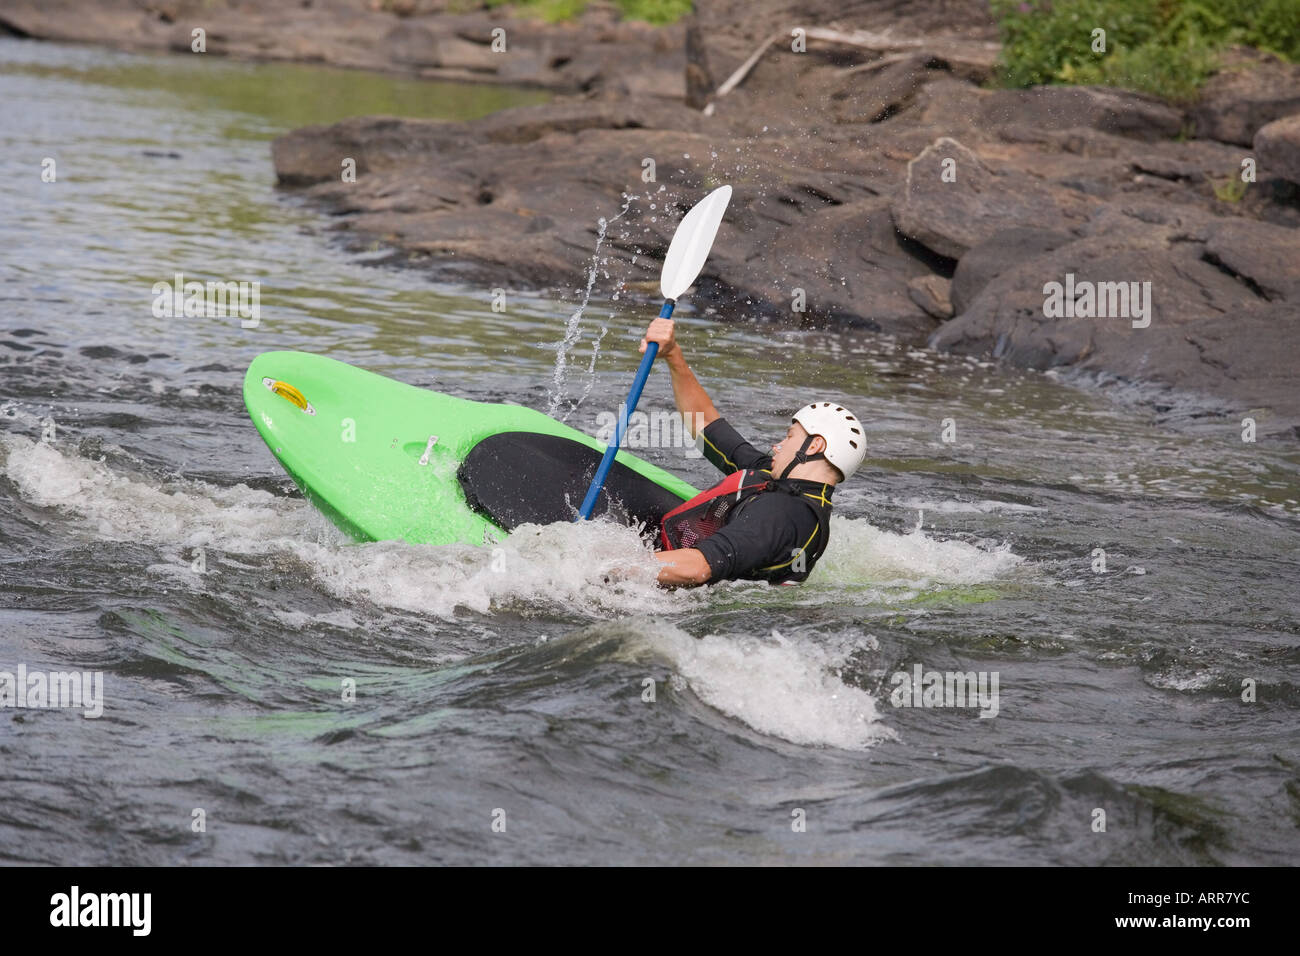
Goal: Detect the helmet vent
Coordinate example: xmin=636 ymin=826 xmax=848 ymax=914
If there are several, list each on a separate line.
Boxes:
xmin=849 ymin=440 xmax=858 ymax=448
xmin=850 ymin=427 xmax=860 ymax=434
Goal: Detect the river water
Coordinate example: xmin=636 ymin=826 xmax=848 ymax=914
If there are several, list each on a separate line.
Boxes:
xmin=2 ymin=37 xmax=1297 ymax=865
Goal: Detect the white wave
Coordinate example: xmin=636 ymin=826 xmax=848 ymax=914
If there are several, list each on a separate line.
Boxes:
xmin=815 ymin=514 xmax=1023 ymax=588
xmin=628 ymin=622 xmax=896 ymax=751
xmin=303 ymin=521 xmax=700 ymax=619
xmin=1146 ymin=669 xmax=1216 ymax=692
xmin=2 ymin=434 xmax=319 ymax=547
xmin=271 ymin=608 xmax=364 ymax=630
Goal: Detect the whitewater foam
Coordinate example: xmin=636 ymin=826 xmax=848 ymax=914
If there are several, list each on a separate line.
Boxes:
xmin=815 ymin=514 xmax=1024 ymax=588
xmin=2 ymin=435 xmax=1024 ymax=620
xmin=626 ymin=621 xmax=896 ymax=750
xmin=0 ymin=435 xmax=695 ymax=619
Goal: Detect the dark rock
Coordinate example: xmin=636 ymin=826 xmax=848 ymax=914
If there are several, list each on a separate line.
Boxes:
xmin=978 ymin=85 xmax=1185 ymax=142
xmin=473 ymin=96 xmax=706 ymax=144
xmin=950 ymin=228 xmax=1073 ymax=315
xmin=432 ymin=36 xmax=502 ymax=74
xmin=891 ymin=137 xmax=1098 ymax=259
xmin=382 ymin=22 xmax=439 ymax=69
xmin=929 ymin=208 xmax=1300 ymax=427
xmin=907 ymin=274 xmax=953 ymax=319
xmin=833 ymin=54 xmax=946 ymax=124
xmin=1176 ymin=303 xmax=1300 ymax=433
xmin=272 ymin=104 xmax=937 ymax=339
xmin=1192 ymin=58 xmax=1300 ymax=146
xmin=707 ymin=199 xmax=940 ymax=337
xmin=1253 ymin=113 xmax=1300 ymax=186
xmin=1199 ymin=216 xmax=1300 ymax=302
xmin=272 ymin=116 xmax=451 ymax=187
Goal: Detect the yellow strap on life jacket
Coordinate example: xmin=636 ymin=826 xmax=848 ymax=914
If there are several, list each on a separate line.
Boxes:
xmin=760 ymin=524 xmax=822 ymax=572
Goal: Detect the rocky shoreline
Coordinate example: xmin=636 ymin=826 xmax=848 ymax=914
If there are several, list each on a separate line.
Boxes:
xmin=8 ymin=1 xmax=1300 ymax=436
xmin=0 ymin=0 xmax=689 ymax=93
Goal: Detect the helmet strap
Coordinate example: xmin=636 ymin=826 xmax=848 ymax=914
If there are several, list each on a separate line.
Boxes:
xmin=779 ymin=434 xmax=827 ymax=480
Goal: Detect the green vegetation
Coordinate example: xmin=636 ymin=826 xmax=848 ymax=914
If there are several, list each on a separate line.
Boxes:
xmin=479 ymin=0 xmax=693 ymax=25
xmin=990 ymin=0 xmax=1300 ymax=102
xmin=1212 ymin=174 xmax=1248 ymax=202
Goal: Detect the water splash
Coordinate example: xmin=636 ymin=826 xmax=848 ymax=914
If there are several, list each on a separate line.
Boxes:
xmin=547 ymin=194 xmax=635 ymax=421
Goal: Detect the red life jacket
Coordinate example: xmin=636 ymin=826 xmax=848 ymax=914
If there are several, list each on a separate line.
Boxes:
xmin=659 ymin=469 xmax=831 ymax=583
xmin=659 ymin=469 xmax=772 ymax=550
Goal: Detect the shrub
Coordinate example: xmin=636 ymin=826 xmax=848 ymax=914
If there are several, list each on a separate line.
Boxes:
xmin=991 ymin=0 xmax=1300 ymax=101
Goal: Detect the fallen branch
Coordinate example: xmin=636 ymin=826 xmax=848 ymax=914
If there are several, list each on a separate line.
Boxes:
xmin=705 ymin=25 xmax=1000 ymax=112
xmin=805 ymin=25 xmax=1000 ymax=72
xmin=841 ymin=50 xmax=922 ymax=78
xmin=713 ymin=30 xmax=781 ymax=99
xmin=804 ymin=26 xmax=928 ymax=52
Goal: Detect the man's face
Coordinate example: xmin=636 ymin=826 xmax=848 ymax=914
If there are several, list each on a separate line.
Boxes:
xmin=770 ymin=422 xmax=811 ymax=477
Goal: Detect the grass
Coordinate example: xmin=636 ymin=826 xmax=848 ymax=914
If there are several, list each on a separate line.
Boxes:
xmin=478 ymin=0 xmax=693 ymax=25
xmin=990 ymin=0 xmax=1300 ymax=102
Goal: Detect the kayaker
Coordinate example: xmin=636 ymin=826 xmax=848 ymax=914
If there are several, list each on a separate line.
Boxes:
xmin=641 ymin=318 xmax=866 ymax=588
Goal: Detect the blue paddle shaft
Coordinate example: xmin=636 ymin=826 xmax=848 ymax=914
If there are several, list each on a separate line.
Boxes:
xmin=577 ymin=301 xmax=676 ymax=520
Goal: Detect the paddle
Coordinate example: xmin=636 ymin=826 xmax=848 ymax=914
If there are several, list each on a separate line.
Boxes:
xmin=576 ymin=184 xmax=732 ymax=521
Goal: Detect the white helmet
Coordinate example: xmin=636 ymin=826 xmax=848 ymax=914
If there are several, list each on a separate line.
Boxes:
xmin=792 ymin=401 xmax=866 ymax=480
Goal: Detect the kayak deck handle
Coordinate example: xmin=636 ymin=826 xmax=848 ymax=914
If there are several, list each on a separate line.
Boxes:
xmin=262 ymin=377 xmax=316 ymax=416
xmin=418 ymin=435 xmax=439 ymax=466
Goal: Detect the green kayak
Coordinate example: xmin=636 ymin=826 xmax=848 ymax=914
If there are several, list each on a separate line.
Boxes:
xmin=243 ymin=351 xmax=698 ymax=546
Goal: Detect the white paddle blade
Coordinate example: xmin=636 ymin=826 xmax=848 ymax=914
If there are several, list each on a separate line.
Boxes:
xmin=660 ymin=184 xmax=732 ymax=301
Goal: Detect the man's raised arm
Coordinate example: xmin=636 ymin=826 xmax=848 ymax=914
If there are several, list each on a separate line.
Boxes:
xmin=640 ymin=318 xmax=719 ymax=439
